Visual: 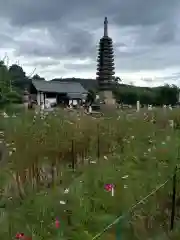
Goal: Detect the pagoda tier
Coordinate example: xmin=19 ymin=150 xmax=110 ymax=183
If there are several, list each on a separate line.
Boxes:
xmin=97 ymin=70 xmax=114 ymax=74
xmin=98 ymin=49 xmax=114 ymax=55
xmin=97 ymin=55 xmax=114 ymax=59
xmin=96 ymin=19 xmax=115 ymax=91
xmin=97 ymin=65 xmax=115 ymax=69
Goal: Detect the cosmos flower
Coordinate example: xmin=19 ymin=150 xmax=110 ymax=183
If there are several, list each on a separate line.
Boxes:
xmin=15 ymin=233 xmax=24 ymax=239
xmin=55 ymin=218 xmax=60 ymax=228
xmin=64 ymin=188 xmax=69 ymax=194
xmin=15 ymin=233 xmax=32 ymax=239
xmin=122 ymin=175 xmax=128 ymax=179
xmin=104 ymin=184 xmax=114 ymax=192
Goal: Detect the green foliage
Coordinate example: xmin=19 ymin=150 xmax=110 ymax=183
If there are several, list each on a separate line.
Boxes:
xmin=0 ymin=61 xmax=11 ymax=107
xmin=9 ymin=64 xmax=30 ymax=90
xmin=114 ymin=83 xmax=179 ymax=105
xmin=86 ymin=89 xmax=96 ymax=104
xmin=32 ymin=74 xmax=45 ymax=81
xmin=0 ymin=60 xmax=33 ymax=108
xmin=4 ymin=91 xmax=22 ymax=104
xmin=0 ymin=61 xmax=11 ymax=94
xmin=51 ymin=77 xmax=180 ymax=105
xmin=1 ymin=110 xmax=180 ymax=239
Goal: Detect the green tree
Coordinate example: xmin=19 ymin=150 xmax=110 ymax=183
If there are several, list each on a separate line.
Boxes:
xmin=0 ymin=61 xmax=11 ymax=106
xmin=9 ymin=64 xmax=29 ymax=90
xmin=32 ymin=74 xmax=45 ymax=81
xmin=86 ymin=89 xmax=96 ymax=104
xmin=155 ymin=84 xmax=178 ymax=105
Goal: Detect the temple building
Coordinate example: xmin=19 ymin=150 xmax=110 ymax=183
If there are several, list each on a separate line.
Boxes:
xmin=29 ymin=80 xmax=87 ymax=107
xmin=96 ymin=17 xmax=116 ymax=105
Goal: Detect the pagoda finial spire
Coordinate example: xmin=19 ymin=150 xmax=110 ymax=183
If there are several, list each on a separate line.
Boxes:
xmin=104 ymin=17 xmax=108 ymax=37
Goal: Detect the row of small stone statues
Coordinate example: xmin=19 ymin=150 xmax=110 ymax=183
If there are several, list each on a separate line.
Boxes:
xmin=118 ymin=101 xmax=174 ymax=111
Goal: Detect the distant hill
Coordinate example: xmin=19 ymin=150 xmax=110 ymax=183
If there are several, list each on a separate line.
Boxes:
xmin=51 ymin=77 xmax=157 ymax=91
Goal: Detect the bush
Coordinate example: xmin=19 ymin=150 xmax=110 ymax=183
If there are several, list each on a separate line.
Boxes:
xmin=5 ymin=91 xmax=22 ymax=104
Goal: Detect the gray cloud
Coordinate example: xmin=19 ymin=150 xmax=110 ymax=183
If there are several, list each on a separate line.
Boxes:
xmin=14 ymin=26 xmax=96 ymax=60
xmin=0 ymin=33 xmax=13 ymax=47
xmin=64 ymin=61 xmax=96 ymax=71
xmin=24 ymin=58 xmax=60 ymax=67
xmin=112 ymin=0 xmax=179 ymax=27
xmin=15 ymin=40 xmax=59 ymax=58
xmin=0 ymin=0 xmax=180 ymax=85
xmin=155 ymin=72 xmax=180 ymax=82
xmin=152 ymin=21 xmax=177 ymax=44
xmin=1 ymin=0 xmax=179 ymax=27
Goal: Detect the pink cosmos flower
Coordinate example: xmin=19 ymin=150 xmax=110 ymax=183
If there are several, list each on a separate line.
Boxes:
xmin=55 ymin=218 xmax=60 ymax=228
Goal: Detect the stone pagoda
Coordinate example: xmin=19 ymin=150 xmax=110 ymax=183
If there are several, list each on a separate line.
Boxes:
xmin=96 ymin=17 xmax=116 ymax=105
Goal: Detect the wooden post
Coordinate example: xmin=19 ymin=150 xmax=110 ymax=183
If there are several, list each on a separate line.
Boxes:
xmin=97 ymin=123 xmax=100 ymax=160
xmin=71 ymin=139 xmax=75 ymax=171
xmin=67 ymin=209 xmax=72 ymax=226
xmin=170 ymin=166 xmax=177 ymax=231
xmin=136 ymin=100 xmax=140 ymax=112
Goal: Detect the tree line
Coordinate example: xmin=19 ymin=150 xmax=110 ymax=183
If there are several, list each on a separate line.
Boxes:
xmin=0 ymin=60 xmax=44 ymax=107
xmin=0 ymin=59 xmax=179 ymax=107
xmin=113 ymin=83 xmax=179 ymax=106
xmin=52 ymin=77 xmax=180 ymax=106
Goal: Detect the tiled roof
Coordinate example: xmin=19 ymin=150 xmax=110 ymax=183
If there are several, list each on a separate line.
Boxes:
xmin=52 ymin=78 xmax=98 ymax=90
xmin=32 ymin=80 xmax=87 ymax=94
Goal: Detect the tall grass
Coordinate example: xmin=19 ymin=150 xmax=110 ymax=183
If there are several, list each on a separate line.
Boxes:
xmin=0 ymin=108 xmax=180 ymax=239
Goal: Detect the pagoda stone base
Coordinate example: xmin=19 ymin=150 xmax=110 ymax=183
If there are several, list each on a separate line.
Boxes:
xmin=99 ymin=90 xmax=116 ymax=112
xmin=100 ymin=90 xmax=116 ymax=105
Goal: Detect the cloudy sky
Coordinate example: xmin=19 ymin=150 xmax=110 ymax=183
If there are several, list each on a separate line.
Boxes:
xmin=0 ymin=0 xmax=180 ymax=86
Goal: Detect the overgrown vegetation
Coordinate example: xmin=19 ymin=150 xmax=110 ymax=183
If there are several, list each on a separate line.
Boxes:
xmin=1 ymin=58 xmax=180 ymax=239
xmin=0 ymin=60 xmax=28 ymax=107
xmin=113 ymin=83 xmax=179 ymax=106
xmin=1 ymin=109 xmax=180 ymax=239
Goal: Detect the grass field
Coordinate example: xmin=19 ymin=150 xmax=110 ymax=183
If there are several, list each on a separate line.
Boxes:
xmin=1 ymin=108 xmax=180 ymax=239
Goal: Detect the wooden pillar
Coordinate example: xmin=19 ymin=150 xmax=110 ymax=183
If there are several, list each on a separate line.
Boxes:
xmin=37 ymin=92 xmax=41 ymax=106
xmin=43 ymin=93 xmax=46 ymax=106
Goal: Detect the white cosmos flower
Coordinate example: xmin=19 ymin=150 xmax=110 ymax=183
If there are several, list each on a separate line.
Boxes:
xmin=64 ymin=188 xmax=69 ymax=194
xmin=90 ymin=161 xmax=96 ymax=164
xmin=122 ymin=175 xmax=128 ymax=179
xmin=9 ymin=151 xmax=12 ymax=156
